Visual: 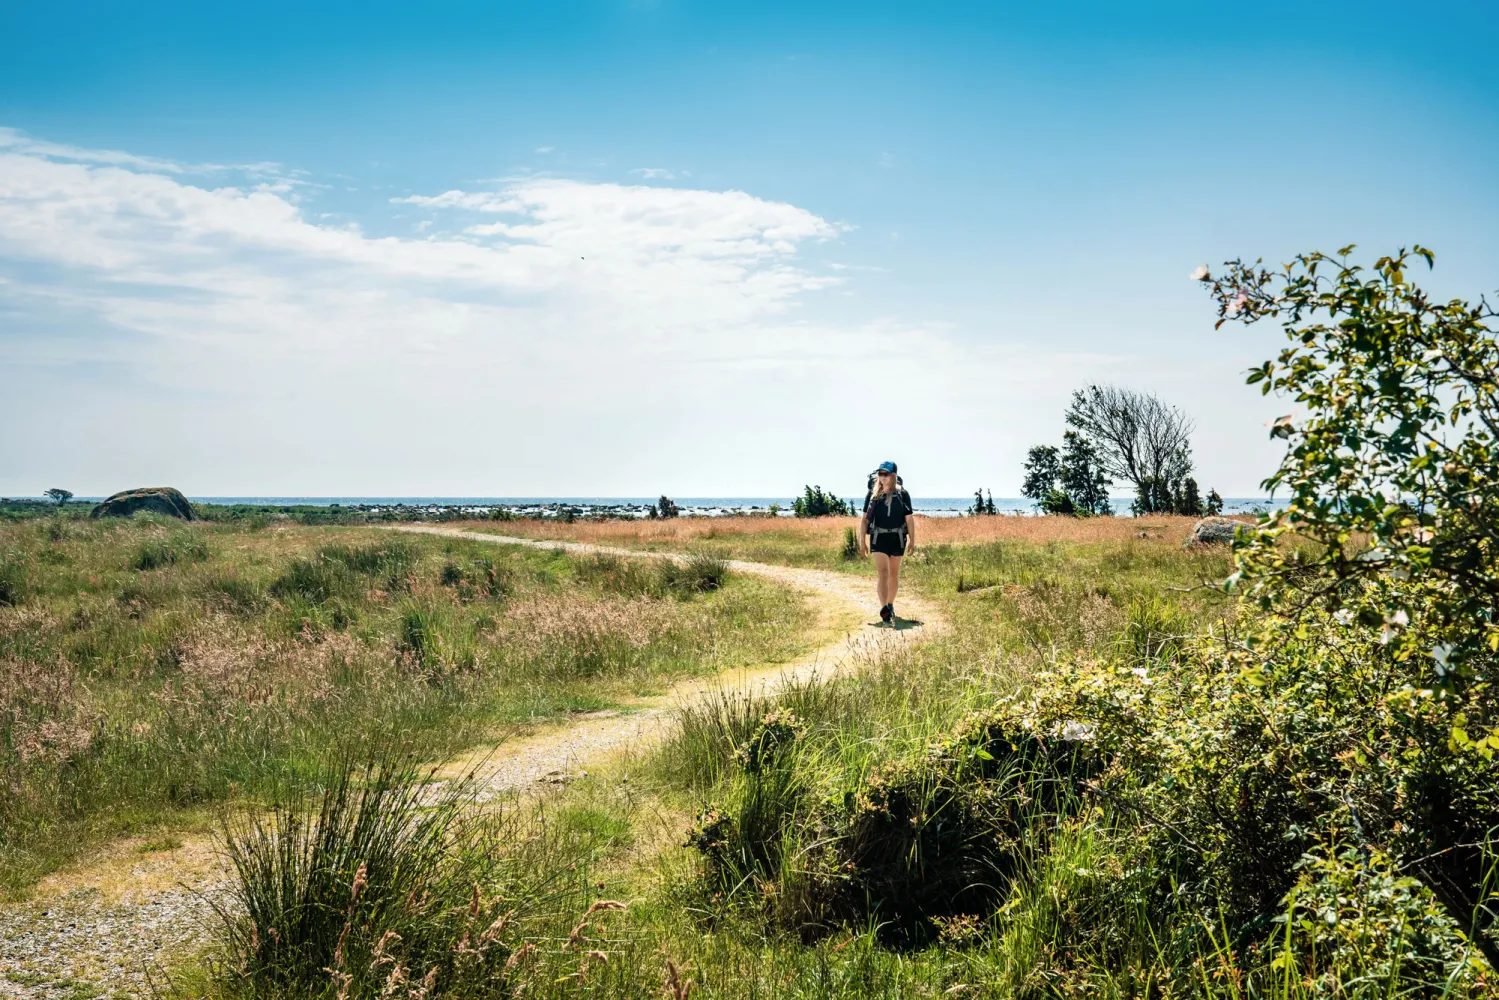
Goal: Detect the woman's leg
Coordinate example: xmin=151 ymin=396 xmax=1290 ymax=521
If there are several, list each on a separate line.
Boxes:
xmin=886 ymin=555 xmax=902 ymax=607
xmin=873 ymin=552 xmax=892 ymax=606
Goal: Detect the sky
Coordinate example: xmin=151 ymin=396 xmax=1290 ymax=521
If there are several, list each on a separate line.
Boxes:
xmin=3 ymin=1 xmax=1497 ymax=498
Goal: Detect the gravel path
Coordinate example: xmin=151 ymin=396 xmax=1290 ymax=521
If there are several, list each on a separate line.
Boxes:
xmin=0 ymin=530 xmax=943 ymax=997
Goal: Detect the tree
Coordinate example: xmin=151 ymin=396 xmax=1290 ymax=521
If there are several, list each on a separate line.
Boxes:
xmin=1205 ymin=489 xmax=1224 ymax=515
xmin=1131 ymin=476 xmax=1176 ymax=515
xmin=44 ymin=488 xmax=73 ymax=507
xmin=1176 ymin=477 xmax=1203 ymax=517
xmin=1038 ymin=489 xmax=1075 ymax=516
xmin=1020 ymin=445 xmax=1061 ymax=508
xmin=1059 ymin=431 xmax=1112 ymax=516
xmin=970 ymin=489 xmax=986 ymax=516
xmin=1204 ymin=245 xmax=1499 ymax=967
xmin=793 ymin=486 xmax=851 ymax=518
xmin=655 ymin=495 xmax=679 ymax=519
xmin=985 ymin=490 xmax=997 ymax=515
xmin=1066 ymin=385 xmax=1194 ymax=506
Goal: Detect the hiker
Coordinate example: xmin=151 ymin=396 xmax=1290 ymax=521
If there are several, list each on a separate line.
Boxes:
xmin=860 ymin=461 xmax=915 ymax=623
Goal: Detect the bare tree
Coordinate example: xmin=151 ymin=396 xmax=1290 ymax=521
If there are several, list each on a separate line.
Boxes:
xmin=1064 ymin=385 xmax=1194 ymax=498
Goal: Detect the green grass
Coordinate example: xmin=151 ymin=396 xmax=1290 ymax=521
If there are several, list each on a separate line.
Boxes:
xmin=0 ymin=517 xmax=812 ymax=894
xmin=227 ymin=516 xmax=1486 ymax=1000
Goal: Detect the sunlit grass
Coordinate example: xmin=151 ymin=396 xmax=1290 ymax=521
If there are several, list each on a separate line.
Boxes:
xmin=0 ymin=517 xmax=811 ymax=893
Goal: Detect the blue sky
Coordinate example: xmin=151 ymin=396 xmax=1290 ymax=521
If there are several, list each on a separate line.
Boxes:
xmin=3 ymin=1 xmax=1497 ymax=497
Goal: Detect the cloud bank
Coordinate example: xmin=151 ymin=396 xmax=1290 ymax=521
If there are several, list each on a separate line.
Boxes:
xmin=0 ymin=129 xmax=1150 ymax=496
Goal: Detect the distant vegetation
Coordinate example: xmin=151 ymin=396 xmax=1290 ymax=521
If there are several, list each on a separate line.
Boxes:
xmin=791 ymin=484 xmax=852 ymax=517
xmin=1022 ymin=387 xmax=1222 ymax=516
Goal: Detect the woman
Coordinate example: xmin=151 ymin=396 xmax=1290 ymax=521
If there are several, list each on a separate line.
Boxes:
xmin=859 ymin=461 xmax=916 ymax=623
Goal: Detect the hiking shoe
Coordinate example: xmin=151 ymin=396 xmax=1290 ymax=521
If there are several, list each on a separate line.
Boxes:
xmin=879 ymin=603 xmax=893 ymax=623
xmin=888 ymin=604 xmax=897 ymax=622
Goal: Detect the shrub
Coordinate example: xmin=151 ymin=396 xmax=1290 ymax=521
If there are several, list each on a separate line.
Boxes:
xmin=735 ymin=708 xmax=804 ymax=774
xmin=1201 ymin=246 xmax=1499 ymax=970
xmin=793 ymin=486 xmax=852 ymax=518
xmin=687 ymin=709 xmax=809 ymax=900
xmin=687 ymin=706 xmax=1104 ymax=946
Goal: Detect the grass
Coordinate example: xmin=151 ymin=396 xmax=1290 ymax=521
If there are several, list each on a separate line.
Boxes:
xmin=0 ymin=516 xmax=812 ymax=894
xmin=458 ymin=511 xmax=1223 ymax=564
xmin=183 ymin=511 xmax=1484 ymax=999
xmin=14 ymin=510 xmax=1490 ymax=997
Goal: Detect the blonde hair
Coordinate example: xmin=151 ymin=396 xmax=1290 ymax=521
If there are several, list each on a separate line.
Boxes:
xmin=871 ymin=469 xmax=899 ymax=502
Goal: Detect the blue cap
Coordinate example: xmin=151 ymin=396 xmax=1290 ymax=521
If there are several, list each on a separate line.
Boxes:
xmin=876 ymin=461 xmax=898 ymax=474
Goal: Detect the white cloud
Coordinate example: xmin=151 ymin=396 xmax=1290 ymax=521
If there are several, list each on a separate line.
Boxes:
xmin=632 ymin=167 xmax=677 ymax=180
xmin=535 ymin=146 xmax=555 ymax=153
xmin=0 ymin=126 xmax=186 ymax=174
xmin=0 ymin=129 xmax=1267 ymax=496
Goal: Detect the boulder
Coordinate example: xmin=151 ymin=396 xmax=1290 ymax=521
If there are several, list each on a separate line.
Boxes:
xmin=90 ymin=487 xmax=197 ymax=521
xmin=1187 ymin=516 xmax=1242 ymax=546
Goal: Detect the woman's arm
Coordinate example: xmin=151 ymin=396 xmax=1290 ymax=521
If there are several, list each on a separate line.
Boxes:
xmin=858 ymin=508 xmax=870 ymax=555
xmin=905 ymin=513 xmax=917 ymax=555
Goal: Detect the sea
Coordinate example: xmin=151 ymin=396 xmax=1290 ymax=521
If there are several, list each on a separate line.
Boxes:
xmin=46 ymin=495 xmax=1289 ymax=518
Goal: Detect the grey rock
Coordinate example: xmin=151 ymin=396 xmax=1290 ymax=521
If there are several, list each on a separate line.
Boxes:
xmin=1188 ymin=516 xmax=1243 ymax=546
xmin=90 ymin=487 xmax=197 ymax=521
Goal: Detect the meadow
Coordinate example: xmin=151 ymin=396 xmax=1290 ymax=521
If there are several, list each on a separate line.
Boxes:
xmin=4 ymin=508 xmax=1494 ymax=998
xmin=193 ymin=510 xmax=1495 ymax=999
xmin=0 ymin=515 xmax=811 ymax=894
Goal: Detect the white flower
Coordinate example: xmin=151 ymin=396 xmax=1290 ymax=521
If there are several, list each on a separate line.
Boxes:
xmin=1057 ymin=720 xmax=1096 ymax=742
xmin=1386 ymin=609 xmax=1410 ymax=627
xmin=1190 ymin=264 xmax=1211 ymax=281
xmin=1333 ymin=609 xmax=1354 ymax=625
xmin=1432 ymin=644 xmax=1453 ymax=675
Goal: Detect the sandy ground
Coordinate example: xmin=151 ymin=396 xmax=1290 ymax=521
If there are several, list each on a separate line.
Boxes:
xmin=0 ymin=528 xmax=944 ymax=998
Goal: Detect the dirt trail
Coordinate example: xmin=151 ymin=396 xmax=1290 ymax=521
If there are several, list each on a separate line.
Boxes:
xmin=0 ymin=529 xmax=942 ymax=998
xmin=393 ymin=526 xmax=943 ymax=797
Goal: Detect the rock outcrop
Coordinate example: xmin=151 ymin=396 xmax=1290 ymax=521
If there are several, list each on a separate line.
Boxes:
xmin=1187 ymin=516 xmax=1242 ymax=546
xmin=90 ymin=487 xmax=198 ymax=521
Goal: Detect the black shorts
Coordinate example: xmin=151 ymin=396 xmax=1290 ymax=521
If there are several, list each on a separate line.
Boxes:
xmin=870 ymin=532 xmax=906 ymax=557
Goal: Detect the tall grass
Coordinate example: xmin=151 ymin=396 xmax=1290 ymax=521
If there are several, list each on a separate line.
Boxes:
xmin=0 ymin=520 xmax=809 ymax=892
xmin=217 ymin=754 xmax=634 ymax=999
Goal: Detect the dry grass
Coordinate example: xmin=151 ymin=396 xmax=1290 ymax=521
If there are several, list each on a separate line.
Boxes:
xmin=463 ymin=513 xmax=1226 ymax=551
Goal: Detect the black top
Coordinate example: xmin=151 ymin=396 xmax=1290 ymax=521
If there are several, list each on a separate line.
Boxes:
xmin=865 ymin=489 xmax=913 ymax=530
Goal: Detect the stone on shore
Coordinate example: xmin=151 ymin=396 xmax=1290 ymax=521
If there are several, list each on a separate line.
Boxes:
xmin=1187 ymin=516 xmax=1242 ymax=546
xmin=90 ymin=487 xmax=198 ymax=521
